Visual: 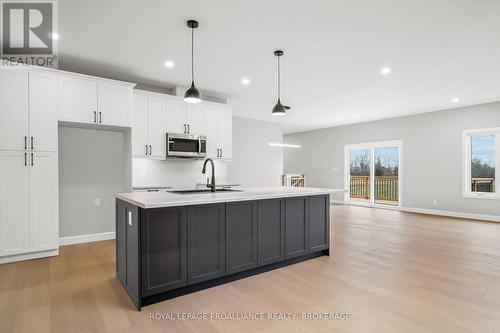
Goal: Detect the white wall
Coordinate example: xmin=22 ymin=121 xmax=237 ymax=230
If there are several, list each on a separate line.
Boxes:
xmin=132 ymin=117 xmax=284 ymax=188
xmin=227 ymin=117 xmax=284 ymax=187
xmin=59 ymin=126 xmax=131 ymax=238
xmin=284 ymin=102 xmax=500 ymax=217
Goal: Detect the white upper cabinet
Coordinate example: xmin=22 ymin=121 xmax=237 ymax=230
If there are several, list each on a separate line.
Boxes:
xmin=147 ymin=96 xmax=167 ymax=158
xmin=132 ymin=93 xmax=148 ymax=156
xmin=204 ymin=106 xmax=219 ymax=158
xmin=98 ymin=81 xmax=132 ymax=127
xmin=29 ymin=70 xmax=58 ymax=152
xmin=204 ymin=104 xmax=232 ymax=160
xmin=0 ymin=67 xmax=29 ymax=151
xmin=218 ymin=107 xmax=232 ymax=159
xmin=132 ymin=92 xmax=166 ymax=159
xmin=58 ymin=73 xmax=133 ymax=127
xmin=29 ymin=152 xmax=58 ymax=252
xmin=58 ymin=74 xmax=97 ymax=124
xmin=185 ymin=104 xmax=205 ymax=135
xmin=0 ymin=151 xmax=30 ymax=257
xmin=165 ymin=98 xmax=186 ymax=134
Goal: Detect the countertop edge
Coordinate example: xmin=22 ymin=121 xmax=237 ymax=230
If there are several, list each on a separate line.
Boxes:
xmin=116 ymin=189 xmax=343 ymax=209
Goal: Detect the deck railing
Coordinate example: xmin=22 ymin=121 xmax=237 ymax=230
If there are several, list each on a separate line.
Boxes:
xmin=471 ymin=178 xmax=495 ymax=192
xmin=350 ymin=176 xmax=399 ymax=202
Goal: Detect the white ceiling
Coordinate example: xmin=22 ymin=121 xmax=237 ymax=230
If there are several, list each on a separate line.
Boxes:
xmin=58 ymin=0 xmax=500 ymax=133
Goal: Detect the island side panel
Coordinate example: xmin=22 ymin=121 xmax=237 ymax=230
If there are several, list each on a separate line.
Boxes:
xmin=116 ymin=199 xmax=141 ymax=309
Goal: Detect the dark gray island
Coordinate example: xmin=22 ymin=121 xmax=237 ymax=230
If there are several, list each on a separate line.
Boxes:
xmin=115 ymin=187 xmax=336 ymax=310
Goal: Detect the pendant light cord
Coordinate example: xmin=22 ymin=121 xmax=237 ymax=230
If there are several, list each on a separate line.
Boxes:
xmin=277 ymin=55 xmax=281 ymax=100
xmin=191 ymin=27 xmax=195 ymax=83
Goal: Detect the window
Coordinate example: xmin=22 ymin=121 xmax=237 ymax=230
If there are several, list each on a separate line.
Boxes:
xmin=345 ymin=140 xmax=402 ymax=207
xmin=464 ymin=128 xmax=500 ymax=198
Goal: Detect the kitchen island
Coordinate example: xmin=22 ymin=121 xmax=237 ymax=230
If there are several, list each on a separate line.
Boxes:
xmin=115 ymin=187 xmax=338 ymax=310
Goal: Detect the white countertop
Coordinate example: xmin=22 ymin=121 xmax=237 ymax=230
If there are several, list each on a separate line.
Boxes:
xmin=116 ymin=186 xmax=345 ymax=209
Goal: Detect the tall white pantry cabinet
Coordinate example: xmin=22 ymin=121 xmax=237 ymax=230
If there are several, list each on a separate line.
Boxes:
xmin=0 ymin=67 xmax=59 ymax=260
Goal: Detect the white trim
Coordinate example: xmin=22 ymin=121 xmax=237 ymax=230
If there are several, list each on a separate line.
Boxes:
xmin=0 ymin=249 xmax=59 ymax=264
xmin=401 ymin=206 xmax=500 ymax=223
xmin=462 ymin=127 xmax=499 ymax=199
xmin=329 ymin=201 xmax=500 ymax=223
xmin=59 ymin=231 xmax=115 ymax=246
xmin=344 ymin=139 xmax=403 ymax=207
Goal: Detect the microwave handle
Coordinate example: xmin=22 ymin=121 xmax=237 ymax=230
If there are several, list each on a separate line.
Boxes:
xmin=198 ymin=137 xmax=201 ymax=154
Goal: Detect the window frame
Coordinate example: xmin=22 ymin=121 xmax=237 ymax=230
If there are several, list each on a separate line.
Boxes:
xmin=463 ymin=127 xmax=500 ymax=200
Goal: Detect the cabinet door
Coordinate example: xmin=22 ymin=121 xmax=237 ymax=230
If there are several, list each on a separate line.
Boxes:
xmin=187 ymin=204 xmax=225 ymax=284
xmin=131 ymin=93 xmax=148 ymax=157
xmin=165 ymin=98 xmax=186 ymax=134
xmin=258 ymin=199 xmax=285 ymax=266
xmin=285 ymin=197 xmax=308 ymax=259
xmin=218 ymin=108 xmax=232 ymax=159
xmin=308 ymin=195 xmax=330 ymax=253
xmin=226 ymin=201 xmax=258 ymax=275
xmin=147 ymin=96 xmax=167 ymax=158
xmin=0 ymin=67 xmax=28 ymax=150
xmin=204 ymin=106 xmax=219 ymax=158
xmin=58 ymin=74 xmax=97 ymax=124
xmin=29 ymin=71 xmax=58 ymax=152
xmin=29 ymin=152 xmax=58 ymax=252
xmin=141 ymin=207 xmax=187 ymax=296
xmin=0 ymin=151 xmax=30 ymax=256
xmin=185 ymin=104 xmax=204 ymax=135
xmin=98 ymin=81 xmax=131 ymax=127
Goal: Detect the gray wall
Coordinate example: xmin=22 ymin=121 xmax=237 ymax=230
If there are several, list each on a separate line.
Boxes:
xmin=59 ymin=127 xmax=130 ymax=238
xmin=227 ymin=117 xmax=284 ymax=187
xmin=284 ymin=102 xmax=500 ymax=217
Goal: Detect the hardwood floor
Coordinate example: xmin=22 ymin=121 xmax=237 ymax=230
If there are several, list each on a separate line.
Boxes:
xmin=1 ymin=205 xmax=500 ymax=333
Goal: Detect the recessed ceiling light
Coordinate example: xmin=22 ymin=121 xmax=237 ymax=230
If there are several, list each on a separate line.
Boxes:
xmin=380 ymin=67 xmax=392 ymax=75
xmin=241 ymin=78 xmax=250 ymax=86
xmin=164 ymin=60 xmax=175 ymax=68
xmin=451 ymin=97 xmax=460 ymax=103
xmin=268 ymin=143 xmax=301 ymax=148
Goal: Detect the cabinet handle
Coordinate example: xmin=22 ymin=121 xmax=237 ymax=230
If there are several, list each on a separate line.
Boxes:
xmin=31 ymin=136 xmax=34 ymax=150
xmin=187 ymin=124 xmax=190 ymax=134
xmin=93 ymin=111 xmax=97 ymax=123
xmin=217 ymin=148 xmax=220 ymax=158
xmin=31 ymin=153 xmax=34 ymax=166
xmin=145 ymin=145 xmax=148 ymax=155
xmin=24 ymin=153 xmax=27 ymax=166
xmin=24 ymin=136 xmax=27 ymax=150
xmin=149 ymin=145 xmax=152 ymax=155
xmin=220 ymin=149 xmax=223 ymax=158
xmin=99 ymin=112 xmax=102 ymax=124
xmin=183 ymin=124 xmax=186 ymax=133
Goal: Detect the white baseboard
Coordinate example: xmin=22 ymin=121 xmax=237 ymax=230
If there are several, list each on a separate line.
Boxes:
xmin=0 ymin=249 xmax=59 ymax=264
xmin=59 ymin=231 xmax=116 ymax=246
xmin=401 ymin=207 xmax=500 ymax=223
xmin=331 ymin=200 xmax=500 ymax=223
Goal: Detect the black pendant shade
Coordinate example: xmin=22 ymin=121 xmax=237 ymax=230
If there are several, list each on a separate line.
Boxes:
xmin=184 ymin=81 xmax=201 ymax=103
xmin=272 ymin=98 xmax=287 ymax=116
xmin=184 ymin=20 xmax=201 ymax=104
xmin=272 ymin=50 xmax=287 ymax=116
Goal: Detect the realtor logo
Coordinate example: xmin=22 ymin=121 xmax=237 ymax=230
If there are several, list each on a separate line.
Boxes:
xmin=1 ymin=0 xmax=58 ymax=67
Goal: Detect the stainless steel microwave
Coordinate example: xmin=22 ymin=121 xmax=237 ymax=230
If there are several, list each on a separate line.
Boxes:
xmin=167 ymin=133 xmax=207 ymax=158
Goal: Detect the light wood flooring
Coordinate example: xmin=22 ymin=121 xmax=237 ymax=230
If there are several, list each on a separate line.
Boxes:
xmin=1 ymin=205 xmax=500 ymax=333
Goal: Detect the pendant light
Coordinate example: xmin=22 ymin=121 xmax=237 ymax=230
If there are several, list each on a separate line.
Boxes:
xmin=272 ymin=50 xmax=287 ymax=116
xmin=184 ymin=20 xmax=201 ymax=103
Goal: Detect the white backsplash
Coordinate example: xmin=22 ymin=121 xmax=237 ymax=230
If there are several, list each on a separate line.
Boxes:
xmin=133 ymin=158 xmax=229 ymax=188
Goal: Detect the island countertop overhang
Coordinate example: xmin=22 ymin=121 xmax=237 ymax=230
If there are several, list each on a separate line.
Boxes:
xmin=115 ymin=186 xmax=344 ymax=209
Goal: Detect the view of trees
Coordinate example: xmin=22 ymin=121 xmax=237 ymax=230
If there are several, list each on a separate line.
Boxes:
xmin=350 ymin=151 xmax=370 ymax=176
xmin=350 ymin=148 xmax=399 ymax=176
xmin=471 ymin=157 xmax=495 ymax=179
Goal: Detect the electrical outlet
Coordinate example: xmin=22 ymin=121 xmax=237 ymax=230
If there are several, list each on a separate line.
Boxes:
xmin=432 ymin=199 xmax=438 ymax=206
xmin=94 ymin=198 xmax=101 ymax=206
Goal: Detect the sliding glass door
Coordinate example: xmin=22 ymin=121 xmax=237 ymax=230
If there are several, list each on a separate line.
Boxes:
xmin=345 ymin=141 xmax=402 ymax=207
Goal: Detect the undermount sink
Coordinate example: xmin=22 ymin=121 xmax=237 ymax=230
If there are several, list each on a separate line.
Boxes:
xmin=168 ymin=188 xmax=243 ymax=195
